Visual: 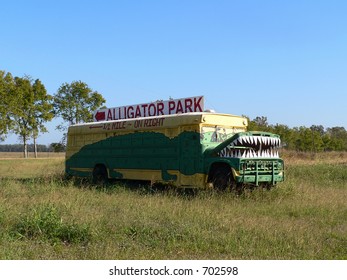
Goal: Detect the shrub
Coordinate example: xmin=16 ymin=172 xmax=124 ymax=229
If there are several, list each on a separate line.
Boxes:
xmin=12 ymin=204 xmax=91 ymax=245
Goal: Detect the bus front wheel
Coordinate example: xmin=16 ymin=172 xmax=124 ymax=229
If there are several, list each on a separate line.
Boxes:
xmin=211 ymin=165 xmax=233 ymax=191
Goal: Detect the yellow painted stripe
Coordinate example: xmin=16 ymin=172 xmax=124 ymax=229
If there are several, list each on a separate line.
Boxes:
xmin=70 ymin=167 xmax=94 ymax=172
xmin=114 ymin=168 xmax=207 ymax=187
xmin=112 ymin=168 xmax=176 ymax=181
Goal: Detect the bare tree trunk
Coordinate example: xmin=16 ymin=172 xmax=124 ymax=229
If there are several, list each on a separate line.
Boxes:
xmin=34 ymin=136 xmax=38 ymax=158
xmin=23 ymin=137 xmax=28 ymax=158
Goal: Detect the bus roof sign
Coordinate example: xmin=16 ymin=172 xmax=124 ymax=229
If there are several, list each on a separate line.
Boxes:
xmin=93 ymin=96 xmax=204 ymax=122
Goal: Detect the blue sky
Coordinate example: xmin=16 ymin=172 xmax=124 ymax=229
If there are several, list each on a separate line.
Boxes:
xmin=1 ymin=0 xmax=346 ymax=145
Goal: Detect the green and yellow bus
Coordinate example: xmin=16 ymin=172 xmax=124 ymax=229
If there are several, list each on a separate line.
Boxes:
xmin=65 ymin=112 xmax=284 ymax=190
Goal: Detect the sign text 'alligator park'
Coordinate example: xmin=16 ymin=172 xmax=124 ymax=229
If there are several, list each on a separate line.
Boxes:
xmin=93 ymin=96 xmax=204 ymax=122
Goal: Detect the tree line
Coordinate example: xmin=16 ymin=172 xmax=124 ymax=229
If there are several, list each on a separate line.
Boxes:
xmin=0 ymin=143 xmax=65 ymax=153
xmin=1 ymin=69 xmax=346 ymax=156
xmin=0 ymin=70 xmax=105 ymax=158
xmin=248 ymin=116 xmax=347 ymax=152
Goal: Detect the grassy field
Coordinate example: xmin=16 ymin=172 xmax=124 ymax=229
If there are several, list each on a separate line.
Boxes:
xmin=0 ymin=152 xmax=346 ymax=259
xmin=0 ymin=152 xmax=65 ymax=159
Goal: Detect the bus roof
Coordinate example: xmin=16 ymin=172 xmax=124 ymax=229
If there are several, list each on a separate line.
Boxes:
xmin=67 ymin=112 xmax=248 ymax=135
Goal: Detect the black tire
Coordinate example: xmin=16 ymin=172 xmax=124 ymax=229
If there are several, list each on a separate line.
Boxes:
xmin=262 ymin=183 xmax=272 ymax=191
xmin=211 ymin=165 xmax=232 ymax=191
xmin=235 ymin=183 xmax=244 ymax=195
xmin=92 ymin=165 xmax=108 ymax=185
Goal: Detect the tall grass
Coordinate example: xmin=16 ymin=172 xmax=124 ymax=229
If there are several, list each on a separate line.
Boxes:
xmin=0 ymin=156 xmax=346 ymax=259
xmin=11 ymin=203 xmax=91 ymax=245
xmin=0 ymin=157 xmax=64 ymax=179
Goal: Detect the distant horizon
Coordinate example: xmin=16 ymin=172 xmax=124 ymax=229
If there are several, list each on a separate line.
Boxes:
xmin=2 ymin=106 xmax=346 ymax=146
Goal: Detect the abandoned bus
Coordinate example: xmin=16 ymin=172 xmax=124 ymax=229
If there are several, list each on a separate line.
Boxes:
xmin=65 ymin=112 xmax=284 ymax=190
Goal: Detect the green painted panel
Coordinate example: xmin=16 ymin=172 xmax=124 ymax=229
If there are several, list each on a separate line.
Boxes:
xmin=66 ymin=131 xmax=204 ymax=178
xmin=66 ymin=130 xmax=284 ymax=185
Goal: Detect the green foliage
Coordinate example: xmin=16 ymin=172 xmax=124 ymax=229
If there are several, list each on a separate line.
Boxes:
xmin=54 ymin=81 xmax=105 ymax=129
xmin=0 ymin=71 xmax=15 ymax=140
xmin=0 ymin=70 xmax=54 ymax=157
xmin=1 ymin=70 xmax=107 ymax=155
xmin=12 ymin=204 xmax=91 ymax=245
xmin=10 ymin=76 xmax=54 ymax=157
xmin=11 ymin=76 xmax=54 ymax=135
xmin=248 ymin=117 xmax=347 ymax=152
xmin=50 ymin=142 xmax=66 ymax=152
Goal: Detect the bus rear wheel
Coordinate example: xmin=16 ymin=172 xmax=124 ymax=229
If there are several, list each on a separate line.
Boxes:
xmin=92 ymin=165 xmax=108 ymax=185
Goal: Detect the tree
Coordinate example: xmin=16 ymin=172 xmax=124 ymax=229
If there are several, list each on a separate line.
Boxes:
xmin=10 ymin=76 xmax=53 ymax=158
xmin=0 ymin=70 xmax=15 ymax=141
xmin=50 ymin=142 xmax=66 ymax=153
xmin=326 ymin=127 xmax=347 ymax=151
xmin=54 ymin=81 xmax=105 ymax=133
xmin=31 ymin=79 xmax=54 ymax=157
xmin=271 ymin=124 xmax=293 ymax=149
xmin=248 ymin=116 xmax=270 ymax=132
xmin=310 ymin=128 xmax=324 ymax=152
xmin=310 ymin=125 xmax=325 ymax=136
xmin=11 ymin=77 xmax=32 ymax=158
